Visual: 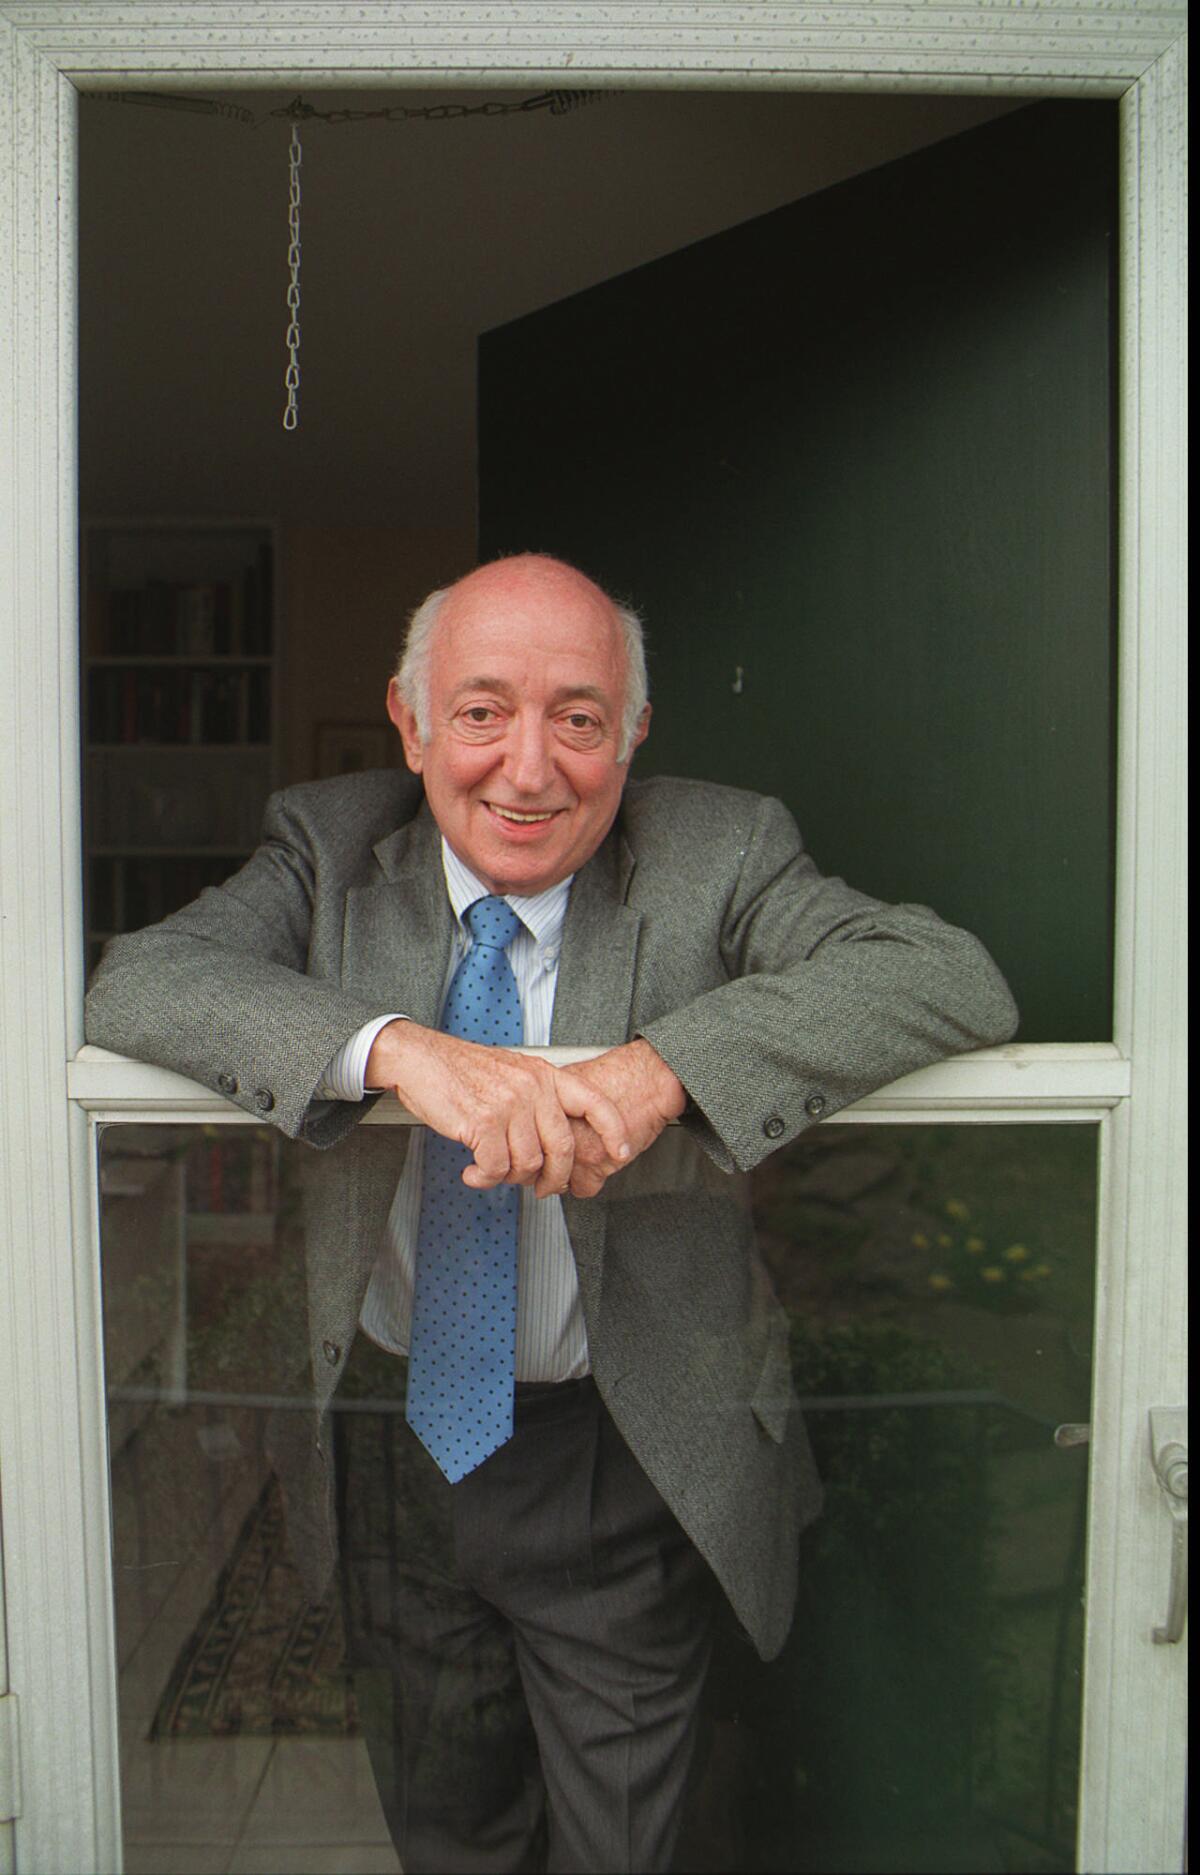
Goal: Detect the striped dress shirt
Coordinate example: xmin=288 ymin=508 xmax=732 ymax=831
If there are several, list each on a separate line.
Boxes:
xmin=322 ymin=839 xmax=589 ymax=1381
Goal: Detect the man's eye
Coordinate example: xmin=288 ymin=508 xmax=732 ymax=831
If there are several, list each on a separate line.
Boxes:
xmin=563 ymin=713 xmax=600 ymax=734
xmin=461 ymin=707 xmax=497 ymax=724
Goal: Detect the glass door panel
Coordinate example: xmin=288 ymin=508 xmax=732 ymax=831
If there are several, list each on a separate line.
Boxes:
xmin=677 ymin=1122 xmax=1096 ymax=1875
xmin=98 ymin=1123 xmax=399 ymax=1875
xmin=99 ymin=1120 xmax=1095 ymax=1874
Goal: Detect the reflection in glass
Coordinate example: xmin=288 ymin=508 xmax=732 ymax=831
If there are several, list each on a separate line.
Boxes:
xmin=100 ymin=1123 xmax=398 ymax=1874
xmin=679 ymin=1123 xmax=1096 ymax=1875
xmin=99 ymin=1121 xmax=1094 ymax=1874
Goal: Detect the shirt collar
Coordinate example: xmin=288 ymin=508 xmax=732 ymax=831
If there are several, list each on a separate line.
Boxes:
xmin=439 ymin=837 xmax=572 ymax=953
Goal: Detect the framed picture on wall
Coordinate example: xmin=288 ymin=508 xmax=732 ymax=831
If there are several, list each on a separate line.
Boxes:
xmin=314 ymin=723 xmax=392 ymax=778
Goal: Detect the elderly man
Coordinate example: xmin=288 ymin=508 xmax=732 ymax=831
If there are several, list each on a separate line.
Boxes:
xmin=86 ymin=553 xmax=1017 ymax=1874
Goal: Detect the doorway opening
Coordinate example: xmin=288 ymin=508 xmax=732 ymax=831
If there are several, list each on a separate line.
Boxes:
xmin=80 ymin=85 xmax=1112 ymax=1875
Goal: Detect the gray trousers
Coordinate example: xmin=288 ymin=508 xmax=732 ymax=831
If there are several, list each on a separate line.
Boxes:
xmin=335 ymin=1336 xmax=717 ymax=1874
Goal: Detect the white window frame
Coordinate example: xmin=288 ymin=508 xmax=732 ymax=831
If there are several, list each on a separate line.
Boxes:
xmin=0 ymin=7 xmax=1186 ymax=1872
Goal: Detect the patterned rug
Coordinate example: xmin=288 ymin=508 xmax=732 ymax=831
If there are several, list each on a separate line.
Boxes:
xmin=149 ymin=1476 xmax=359 ymax=1739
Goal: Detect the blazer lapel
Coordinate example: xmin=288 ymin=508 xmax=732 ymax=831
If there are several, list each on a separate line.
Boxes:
xmin=552 ymin=821 xmax=643 ymax=1333
xmin=340 ymin=803 xmax=455 ymax=1024
xmin=550 ymin=821 xmax=642 ymax=1049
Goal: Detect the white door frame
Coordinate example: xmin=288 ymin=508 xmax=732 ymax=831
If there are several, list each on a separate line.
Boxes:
xmin=0 ymin=7 xmax=1186 ymax=1872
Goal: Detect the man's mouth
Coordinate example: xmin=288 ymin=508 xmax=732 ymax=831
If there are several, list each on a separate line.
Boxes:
xmin=486 ymin=803 xmax=559 ymax=825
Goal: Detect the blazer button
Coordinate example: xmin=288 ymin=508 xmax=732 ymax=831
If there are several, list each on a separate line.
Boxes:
xmin=763 ymin=1115 xmax=786 ymax=1140
xmin=322 ymin=1340 xmax=341 ymax=1366
xmin=217 ymin=1072 xmax=238 ymax=1096
xmin=805 ymin=1094 xmax=827 ymax=1118
xmin=255 ymin=1089 xmax=275 ymax=1113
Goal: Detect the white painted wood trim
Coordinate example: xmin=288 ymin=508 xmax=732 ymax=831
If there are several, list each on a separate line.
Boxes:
xmin=0 ymin=7 xmax=1186 ymax=1873
xmin=68 ymin=1041 xmax=1133 ymax=1119
xmin=1078 ymin=33 xmax=1189 ymax=1875
xmin=0 ymin=28 xmax=122 ymax=1875
xmin=0 ymin=2 xmax=1188 ymax=89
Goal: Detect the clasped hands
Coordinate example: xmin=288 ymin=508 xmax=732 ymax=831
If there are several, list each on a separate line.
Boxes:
xmin=365 ymin=1022 xmax=687 ymax=1199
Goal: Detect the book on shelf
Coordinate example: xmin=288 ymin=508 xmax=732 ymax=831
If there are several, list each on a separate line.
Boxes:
xmin=98 ymin=551 xmax=272 ymax=660
xmin=103 ymin=854 xmax=250 ymax=930
xmin=87 ymin=665 xmax=270 ymax=745
xmin=184 ymin=1133 xmax=279 ymax=1217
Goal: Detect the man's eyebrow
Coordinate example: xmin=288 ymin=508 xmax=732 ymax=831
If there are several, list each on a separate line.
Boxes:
xmin=547 ymin=684 xmax=612 ymax=711
xmin=448 ymin=675 xmax=515 ymax=701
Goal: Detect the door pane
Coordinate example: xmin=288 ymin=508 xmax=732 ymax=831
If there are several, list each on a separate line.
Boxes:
xmin=677 ymin=1122 xmax=1096 ymax=1875
xmin=99 ymin=1120 xmax=1094 ymax=1873
xmin=98 ymin=1123 xmax=400 ymax=1875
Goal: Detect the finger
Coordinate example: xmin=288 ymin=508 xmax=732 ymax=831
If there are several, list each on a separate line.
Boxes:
xmin=555 ymin=1073 xmax=632 ymax=1165
xmin=568 ymin=1161 xmax=609 ymax=1199
xmin=504 ymin=1105 xmax=547 ymax=1187
xmin=565 ymin=1117 xmax=613 ymax=1172
xmin=532 ymin=1117 xmax=573 ymax=1192
xmin=462 ymin=1121 xmax=512 ymax=1189
xmin=528 ymin=1075 xmax=578 ymax=1196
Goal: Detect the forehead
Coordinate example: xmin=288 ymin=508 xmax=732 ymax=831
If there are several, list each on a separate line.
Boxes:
xmin=432 ymin=567 xmax=625 ymax=692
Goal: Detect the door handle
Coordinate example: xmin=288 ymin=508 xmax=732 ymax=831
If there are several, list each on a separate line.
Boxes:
xmin=1054 ymin=1422 xmax=1090 ymax=1447
xmin=1149 ymin=1407 xmax=1188 ymax=1644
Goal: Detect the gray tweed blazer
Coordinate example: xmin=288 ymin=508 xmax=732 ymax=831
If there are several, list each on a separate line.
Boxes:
xmin=85 ymin=769 xmax=1017 ymax=1659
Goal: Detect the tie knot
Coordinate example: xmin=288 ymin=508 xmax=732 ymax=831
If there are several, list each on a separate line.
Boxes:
xmin=464 ymin=895 xmax=522 ymax=953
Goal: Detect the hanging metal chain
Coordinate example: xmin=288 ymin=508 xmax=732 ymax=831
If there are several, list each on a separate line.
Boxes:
xmin=272 ymin=91 xmax=603 ymax=127
xmin=282 ymin=124 xmax=302 ymax=432
xmin=86 ymin=88 xmax=606 ymax=128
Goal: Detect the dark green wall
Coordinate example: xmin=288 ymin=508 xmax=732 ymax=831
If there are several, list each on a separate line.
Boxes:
xmin=479 ymin=102 xmax=1117 ymax=1041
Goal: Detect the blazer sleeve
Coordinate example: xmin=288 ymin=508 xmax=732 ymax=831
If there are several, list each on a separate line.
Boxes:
xmin=637 ymin=791 xmax=1019 ymax=1174
xmin=84 ymin=785 xmax=398 ymax=1146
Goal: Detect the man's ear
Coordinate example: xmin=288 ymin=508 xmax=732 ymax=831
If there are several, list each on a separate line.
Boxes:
xmin=628 ymin=703 xmax=651 ymax=757
xmin=386 ymin=678 xmax=424 ymax=774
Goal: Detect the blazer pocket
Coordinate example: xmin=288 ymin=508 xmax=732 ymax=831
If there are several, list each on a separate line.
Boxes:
xmin=751 ymin=1306 xmax=795 ymax=1445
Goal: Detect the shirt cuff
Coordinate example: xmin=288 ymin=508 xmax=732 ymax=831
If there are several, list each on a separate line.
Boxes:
xmin=318 ymin=1015 xmax=407 ymax=1101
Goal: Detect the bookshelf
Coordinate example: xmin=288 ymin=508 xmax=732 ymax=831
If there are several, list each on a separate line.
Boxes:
xmin=83 ymin=523 xmax=278 ymax=970
xmin=100 ymin=1126 xmax=282 ymax=1443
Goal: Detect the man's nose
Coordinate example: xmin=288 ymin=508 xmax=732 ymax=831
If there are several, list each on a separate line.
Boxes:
xmin=505 ymin=717 xmax=555 ymax=794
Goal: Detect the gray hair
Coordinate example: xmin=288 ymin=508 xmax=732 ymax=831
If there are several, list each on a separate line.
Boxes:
xmin=394 ymin=570 xmax=649 ymax=762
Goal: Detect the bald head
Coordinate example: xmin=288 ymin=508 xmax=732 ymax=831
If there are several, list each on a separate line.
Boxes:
xmin=395 ymin=554 xmax=648 ymax=762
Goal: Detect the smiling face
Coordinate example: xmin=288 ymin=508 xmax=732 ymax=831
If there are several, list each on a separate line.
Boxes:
xmin=388 ymin=557 xmax=649 ymax=896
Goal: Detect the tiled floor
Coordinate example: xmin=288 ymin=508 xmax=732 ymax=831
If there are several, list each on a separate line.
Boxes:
xmin=119 ymin=1734 xmax=400 ymax=1875
xmin=113 ymin=1413 xmax=400 ymax=1875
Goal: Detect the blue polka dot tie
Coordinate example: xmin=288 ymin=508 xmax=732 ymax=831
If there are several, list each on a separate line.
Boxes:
xmin=407 ymin=896 xmax=524 ymax=1482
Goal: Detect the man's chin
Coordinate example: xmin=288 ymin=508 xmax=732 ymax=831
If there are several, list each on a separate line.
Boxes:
xmin=447 ymin=832 xmax=561 ymax=898
xmin=479 ymin=856 xmax=571 ymax=898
